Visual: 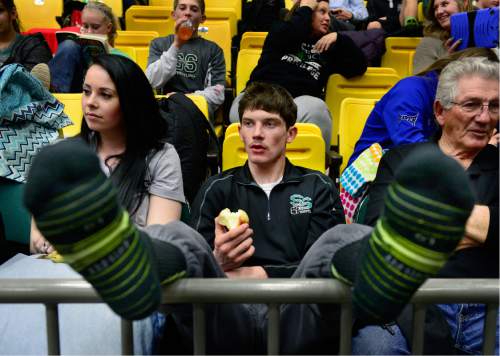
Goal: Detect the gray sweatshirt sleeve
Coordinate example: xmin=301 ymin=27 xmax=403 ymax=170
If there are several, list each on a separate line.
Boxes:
xmin=412 ymin=37 xmax=446 ymax=75
xmin=194 ymin=44 xmax=226 ymax=109
xmin=146 ymin=37 xmax=178 ymax=89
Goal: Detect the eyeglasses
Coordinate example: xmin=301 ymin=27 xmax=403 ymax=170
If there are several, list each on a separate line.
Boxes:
xmin=451 ymin=100 xmax=500 ymax=116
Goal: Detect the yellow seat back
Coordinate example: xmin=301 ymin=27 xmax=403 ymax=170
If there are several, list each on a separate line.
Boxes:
xmin=100 ymin=0 xmax=123 ymax=18
xmin=115 ymin=30 xmax=159 ymax=47
xmin=417 ymin=1 xmax=425 ymax=22
xmin=16 ymin=0 xmax=62 ymax=29
xmin=125 ymin=6 xmax=172 ymax=35
xmin=156 ymin=94 xmax=209 ymax=120
xmin=240 ymin=31 xmax=268 ymax=49
xmin=150 ymin=0 xmax=242 ymax=19
xmin=236 ymin=48 xmax=262 ymax=94
xmin=54 ymin=93 xmax=83 ymax=138
xmin=338 ymin=98 xmax=377 ymax=173
xmin=222 ymin=123 xmax=325 ymax=172
xmin=325 ymin=68 xmax=400 ymax=148
xmin=115 ymin=45 xmax=137 ymax=62
xmin=381 ymin=37 xmax=422 ymax=78
xmin=285 ymin=0 xmax=295 ymax=9
xmin=198 ymin=20 xmax=233 ymax=85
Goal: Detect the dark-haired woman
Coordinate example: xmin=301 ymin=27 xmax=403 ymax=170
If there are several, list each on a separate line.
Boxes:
xmin=31 ymin=54 xmax=185 ymax=253
xmin=0 ymin=0 xmax=51 ymax=70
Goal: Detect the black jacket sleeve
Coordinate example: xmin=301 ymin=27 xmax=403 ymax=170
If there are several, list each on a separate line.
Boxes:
xmin=5 ymin=33 xmax=52 ymax=71
xmin=324 ymin=33 xmax=367 ymax=78
xmin=363 ymin=146 xmax=406 ymax=226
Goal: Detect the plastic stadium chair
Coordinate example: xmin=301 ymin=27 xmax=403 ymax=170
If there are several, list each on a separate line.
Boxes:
xmin=236 ymin=48 xmax=262 ymax=94
xmin=54 ymin=93 xmax=83 ymax=138
xmin=150 ymin=0 xmax=242 ymax=20
xmin=240 ymin=31 xmax=268 ymax=49
xmin=115 ymin=46 xmax=137 ymax=63
xmin=381 ymin=37 xmax=422 ymax=78
xmin=325 ymin=68 xmax=400 ymax=148
xmin=115 ymin=30 xmax=159 ymax=47
xmin=417 ymin=1 xmax=425 ymax=23
xmin=101 ymin=0 xmax=123 ymax=18
xmin=285 ymin=0 xmax=295 ymax=9
xmin=15 ymin=0 xmax=62 ymax=29
xmin=125 ymin=6 xmax=172 ymax=35
xmin=222 ymin=123 xmax=325 ymax=172
xmin=338 ymin=98 xmax=377 ymax=173
xmin=126 ymin=6 xmax=237 ymax=37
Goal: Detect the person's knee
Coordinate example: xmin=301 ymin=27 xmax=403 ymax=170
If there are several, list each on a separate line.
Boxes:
xmin=55 ymin=40 xmax=82 ymax=57
xmin=352 ymin=324 xmax=411 ymax=355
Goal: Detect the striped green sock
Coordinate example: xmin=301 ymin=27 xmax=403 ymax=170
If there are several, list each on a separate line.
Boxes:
xmin=24 ymin=139 xmax=186 ymax=320
xmin=333 ymin=144 xmax=475 ymax=324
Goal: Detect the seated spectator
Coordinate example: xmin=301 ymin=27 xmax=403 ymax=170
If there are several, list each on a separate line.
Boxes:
xmin=48 ymin=1 xmax=127 ymax=93
xmin=412 ymin=0 xmax=472 ymax=74
xmin=0 ymin=0 xmax=52 ymax=71
xmin=192 ymin=81 xmax=345 ymax=279
xmin=146 ymin=0 xmax=225 ymax=117
xmin=364 ymin=0 xmax=421 ymax=35
xmin=24 ymin=74 xmax=479 ymax=353
xmin=348 ymin=47 xmax=498 ymax=166
xmin=230 ymin=0 xmax=367 ymax=148
xmin=361 ymin=56 xmax=499 ymax=354
xmin=31 ymin=54 xmax=185 ymax=254
xmin=328 ymin=0 xmax=369 ymax=31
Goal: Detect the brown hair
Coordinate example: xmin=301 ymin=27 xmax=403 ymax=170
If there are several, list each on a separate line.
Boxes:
xmin=285 ymin=0 xmax=329 ymax=21
xmin=173 ymin=0 xmax=205 ymax=15
xmin=238 ymin=82 xmax=297 ymax=128
xmin=423 ymin=0 xmax=472 ymax=39
xmin=1 ymin=0 xmax=20 ymax=33
xmin=416 ymin=47 xmax=499 ymax=76
xmin=83 ymin=1 xmax=118 ymax=46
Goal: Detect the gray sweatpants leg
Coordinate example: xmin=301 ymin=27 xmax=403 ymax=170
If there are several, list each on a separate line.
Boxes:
xmin=279 ymin=224 xmax=373 ymax=354
xmin=144 ymin=221 xmax=265 ymax=354
xmin=229 ymin=92 xmax=332 ymax=150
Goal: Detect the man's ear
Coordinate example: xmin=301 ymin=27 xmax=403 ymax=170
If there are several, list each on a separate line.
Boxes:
xmin=434 ymin=100 xmax=446 ymax=127
xmin=286 ymin=126 xmax=298 ymax=143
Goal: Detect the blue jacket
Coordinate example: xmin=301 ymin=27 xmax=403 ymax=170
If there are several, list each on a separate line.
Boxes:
xmin=348 ymin=71 xmax=439 ymax=166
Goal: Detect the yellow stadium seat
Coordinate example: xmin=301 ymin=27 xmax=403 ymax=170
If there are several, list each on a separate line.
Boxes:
xmin=150 ymin=0 xmax=242 ymax=19
xmin=125 ymin=6 xmax=237 ymax=37
xmin=325 ymin=68 xmax=400 ymax=148
xmin=54 ymin=93 xmax=83 ymax=138
xmin=222 ymin=123 xmax=325 ymax=172
xmin=236 ymin=48 xmax=262 ymax=94
xmin=198 ymin=20 xmax=233 ymax=85
xmin=15 ymin=0 xmax=62 ymax=29
xmin=115 ymin=45 xmax=137 ymax=62
xmin=417 ymin=1 xmax=425 ymax=22
xmin=115 ymin=30 xmax=159 ymax=70
xmin=100 ymin=0 xmax=123 ymax=18
xmin=135 ymin=47 xmax=150 ymax=71
xmin=285 ymin=0 xmax=295 ymax=9
xmin=240 ymin=31 xmax=267 ymax=49
xmin=381 ymin=37 xmax=422 ymax=78
xmin=115 ymin=30 xmax=159 ymax=47
xmin=125 ymin=6 xmax=172 ymax=35
xmin=156 ymin=94 xmax=209 ymax=120
xmin=338 ymin=98 xmax=377 ymax=173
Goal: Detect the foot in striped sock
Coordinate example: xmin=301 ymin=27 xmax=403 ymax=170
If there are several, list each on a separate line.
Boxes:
xmin=24 ymin=138 xmax=186 ymax=320
xmin=332 ymin=144 xmax=474 ymax=324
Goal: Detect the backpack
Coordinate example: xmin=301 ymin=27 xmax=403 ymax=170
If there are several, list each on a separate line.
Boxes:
xmin=157 ymin=93 xmax=219 ymax=204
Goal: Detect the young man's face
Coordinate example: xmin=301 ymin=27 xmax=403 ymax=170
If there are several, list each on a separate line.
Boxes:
xmin=239 ymin=109 xmax=297 ymax=167
xmin=172 ymin=0 xmax=205 ymax=29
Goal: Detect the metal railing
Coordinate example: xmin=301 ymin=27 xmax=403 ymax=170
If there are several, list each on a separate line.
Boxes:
xmin=0 ymin=278 xmax=497 ymax=355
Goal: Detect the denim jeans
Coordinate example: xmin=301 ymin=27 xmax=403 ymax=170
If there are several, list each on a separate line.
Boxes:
xmin=48 ymin=40 xmax=85 ymax=93
xmin=352 ymin=323 xmax=411 ymax=355
xmin=437 ymin=303 xmax=500 ymax=355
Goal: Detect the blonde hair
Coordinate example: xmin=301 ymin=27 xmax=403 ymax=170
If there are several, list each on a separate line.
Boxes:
xmin=423 ymin=0 xmax=473 ymax=39
xmin=83 ymin=1 xmax=118 ymax=46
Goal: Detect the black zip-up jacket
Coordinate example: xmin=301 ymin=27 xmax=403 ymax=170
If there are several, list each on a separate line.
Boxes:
xmin=190 ymin=160 xmax=345 ymax=278
xmin=2 ymin=33 xmax=52 ymax=71
xmin=248 ymin=6 xmax=367 ymax=98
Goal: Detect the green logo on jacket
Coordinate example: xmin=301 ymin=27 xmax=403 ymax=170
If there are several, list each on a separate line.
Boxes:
xmin=289 ymin=194 xmax=312 ymax=215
